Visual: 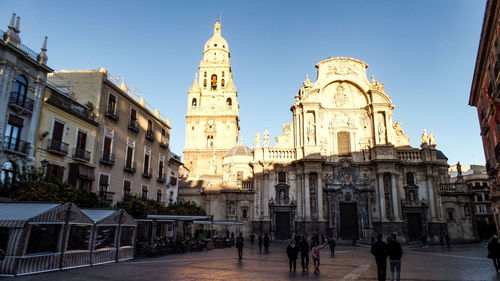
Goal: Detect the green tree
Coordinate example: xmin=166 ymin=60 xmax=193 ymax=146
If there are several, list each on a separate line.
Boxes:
xmin=14 ymin=167 xmax=109 ymax=208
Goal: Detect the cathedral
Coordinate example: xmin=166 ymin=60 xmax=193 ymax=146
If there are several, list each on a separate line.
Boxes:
xmin=180 ymin=20 xmax=478 ymax=243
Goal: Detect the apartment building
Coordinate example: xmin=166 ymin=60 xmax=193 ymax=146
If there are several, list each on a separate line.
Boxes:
xmin=0 ymin=13 xmax=52 ymax=197
xmin=49 ymin=69 xmax=171 ymax=204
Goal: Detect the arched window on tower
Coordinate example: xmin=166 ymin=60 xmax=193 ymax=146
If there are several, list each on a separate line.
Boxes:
xmin=207 ymin=135 xmax=214 ymax=148
xmin=221 ymin=79 xmax=225 ymax=87
xmin=204 ymin=72 xmax=207 ymax=78
xmin=203 ymin=79 xmax=207 ymax=88
xmin=226 ymin=98 xmax=232 ymax=107
xmin=211 ymin=75 xmax=217 ymax=90
xmin=222 ymin=71 xmax=225 ymax=77
xmin=191 ymin=98 xmax=197 ymax=108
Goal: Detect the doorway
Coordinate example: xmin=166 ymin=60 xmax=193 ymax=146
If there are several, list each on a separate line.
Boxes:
xmin=340 ymin=203 xmax=359 ymax=240
xmin=275 ymin=212 xmax=290 ymax=240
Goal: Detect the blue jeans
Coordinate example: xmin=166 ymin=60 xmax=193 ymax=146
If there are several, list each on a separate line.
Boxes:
xmin=390 ymin=259 xmax=401 ymax=281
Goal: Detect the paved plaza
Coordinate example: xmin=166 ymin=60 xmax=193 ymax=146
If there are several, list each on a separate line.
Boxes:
xmin=10 ymin=243 xmax=497 ymax=281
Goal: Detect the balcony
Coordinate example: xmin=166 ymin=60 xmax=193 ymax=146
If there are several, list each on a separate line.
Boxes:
xmin=128 ymin=119 xmax=139 ymax=132
xmin=100 ymin=153 xmax=115 ymax=166
xmin=160 ymin=136 xmax=169 ymax=149
xmin=105 ymin=106 xmax=119 ymax=120
xmin=47 ymin=139 xmax=69 ymax=156
xmin=157 ymin=173 xmax=166 ymax=183
xmin=2 ymin=136 xmax=30 ymax=156
xmin=124 ymin=161 xmax=136 ymax=173
xmin=242 ymin=181 xmax=254 ymax=190
xmin=73 ymin=148 xmax=91 ymax=162
xmin=142 ymin=168 xmax=153 ymax=178
xmin=145 ymin=130 xmax=155 ymax=142
xmin=8 ymin=92 xmax=34 ymax=114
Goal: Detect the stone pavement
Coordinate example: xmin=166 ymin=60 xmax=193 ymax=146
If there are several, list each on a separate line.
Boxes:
xmin=11 ymin=242 xmax=498 ymax=280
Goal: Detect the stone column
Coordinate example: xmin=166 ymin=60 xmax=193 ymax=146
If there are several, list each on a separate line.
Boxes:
xmin=304 ymin=172 xmax=311 ymax=220
xmin=327 ymin=195 xmax=333 ymax=227
xmin=367 ymin=193 xmax=374 ymax=227
xmin=263 ymin=172 xmax=269 ymax=219
xmin=296 ymin=174 xmax=303 ymax=219
xmin=378 ymin=174 xmax=387 ymax=220
xmin=317 ymin=175 xmax=324 ymax=221
xmin=391 ymin=174 xmax=401 ymax=220
xmin=427 ymin=176 xmax=437 ymax=220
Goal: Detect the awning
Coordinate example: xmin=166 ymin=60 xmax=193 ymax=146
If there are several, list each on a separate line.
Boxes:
xmin=147 ymin=215 xmax=211 ymax=221
xmin=135 ymin=219 xmax=175 ymax=223
xmin=193 ymin=220 xmax=245 ymax=225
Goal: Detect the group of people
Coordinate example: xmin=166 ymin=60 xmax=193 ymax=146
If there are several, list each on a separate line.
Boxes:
xmin=488 ymin=234 xmax=500 ymax=273
xmin=286 ymin=234 xmax=336 ymax=274
xmin=371 ymin=233 xmax=403 ymax=281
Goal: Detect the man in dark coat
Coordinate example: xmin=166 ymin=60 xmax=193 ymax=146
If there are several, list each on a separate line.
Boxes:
xmin=287 ymin=239 xmax=299 ymax=272
xmin=263 ymin=234 xmax=270 ymax=254
xmin=387 ymin=233 xmax=403 ymax=281
xmin=371 ymin=233 xmax=388 ymax=281
xmin=258 ymin=235 xmax=263 ymax=254
xmin=236 ymin=233 xmax=244 ymax=260
xmin=250 ymin=233 xmax=255 ymax=246
xmin=299 ymin=235 xmax=310 ymax=272
xmin=328 ymin=237 xmax=336 ymax=257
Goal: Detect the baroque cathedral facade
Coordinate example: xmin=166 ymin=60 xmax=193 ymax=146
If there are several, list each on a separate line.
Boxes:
xmin=180 ymin=20 xmax=478 ymax=243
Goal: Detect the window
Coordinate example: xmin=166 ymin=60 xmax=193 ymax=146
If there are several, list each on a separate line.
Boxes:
xmin=337 ymin=131 xmax=351 ymax=156
xmin=207 ymin=135 xmax=214 ymax=148
xmin=102 ymin=126 xmax=114 ymax=163
xmin=13 ymin=75 xmax=27 ymax=106
xmin=160 ymin=128 xmax=169 ymax=148
xmin=447 ymin=208 xmax=454 ymax=221
xmin=485 ymin=194 xmax=490 ymax=201
xmin=170 ymin=172 xmax=177 ymax=186
xmin=142 ymin=185 xmax=148 ymax=199
xmin=221 ymin=79 xmax=225 ymax=87
xmin=67 ymin=225 xmax=91 ymax=251
xmin=237 ymin=171 xmax=243 ymax=181
xmin=204 ymin=71 xmax=207 ymax=77
xmin=226 ymin=98 xmax=232 ymax=106
xmin=406 ymin=172 xmax=415 ymax=185
xmin=129 ymin=108 xmax=138 ymax=130
xmin=46 ymin=163 xmax=64 ymax=181
xmin=49 ymin=120 xmax=66 ymax=152
xmin=477 ymin=195 xmax=483 ymax=202
xmin=192 ymin=98 xmax=197 ymax=107
xmin=159 ymin=155 xmax=165 ymax=178
xmin=146 ymin=119 xmax=154 ymax=140
xmin=242 ymin=208 xmax=248 ymax=219
xmin=157 ymin=189 xmax=162 ymax=202
xmin=125 ymin=138 xmax=135 ymax=170
xmin=222 ymin=71 xmax=225 ymax=77
xmin=26 ymin=224 xmax=61 ymax=254
xmin=76 ymin=129 xmax=87 ymax=152
xmin=99 ymin=174 xmax=110 ymax=198
xmin=278 ymin=172 xmax=286 ymax=183
xmin=123 ymin=180 xmax=131 ymax=198
xmin=107 ymin=94 xmax=117 ymax=114
xmin=4 ymin=118 xmax=22 ymax=151
xmin=143 ymin=147 xmax=151 ymax=176
xmin=211 ymin=74 xmax=217 ymax=90
xmin=203 ymin=79 xmax=207 ymax=88
xmin=0 ymin=162 xmax=16 ymax=191
xmin=95 ymin=226 xmax=116 ymax=249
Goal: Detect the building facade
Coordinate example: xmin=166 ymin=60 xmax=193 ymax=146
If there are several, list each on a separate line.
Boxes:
xmin=0 ymin=13 xmax=52 ymax=197
xmin=33 ymin=84 xmax=98 ymax=188
xmin=180 ymin=21 xmax=478 ymax=243
xmin=48 ymin=69 xmax=172 ymax=204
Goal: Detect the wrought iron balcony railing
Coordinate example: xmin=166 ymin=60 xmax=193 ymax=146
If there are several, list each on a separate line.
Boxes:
xmin=100 ymin=153 xmax=115 ymax=166
xmin=73 ymin=147 xmax=91 ymax=162
xmin=2 ymin=136 xmax=30 ymax=156
xmin=142 ymin=168 xmax=153 ymax=178
xmin=47 ymin=139 xmax=69 ymax=155
xmin=124 ymin=161 xmax=136 ymax=173
xmin=145 ymin=130 xmax=155 ymax=141
xmin=128 ymin=119 xmax=139 ymax=132
xmin=8 ymin=92 xmax=34 ymax=113
xmin=105 ymin=105 xmax=119 ymax=120
xmin=157 ymin=173 xmax=166 ymax=183
xmin=160 ymin=136 xmax=169 ymax=148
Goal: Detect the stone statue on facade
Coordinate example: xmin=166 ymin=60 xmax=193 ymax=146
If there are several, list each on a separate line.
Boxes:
xmin=428 ymin=132 xmax=436 ymax=146
xmin=377 ymin=120 xmax=386 ymax=144
xmin=254 ymin=131 xmax=261 ymax=148
xmin=457 ymin=161 xmax=462 ymax=176
xmin=280 ymin=190 xmax=286 ymax=205
xmin=307 ymin=120 xmax=315 ymax=145
xmin=263 ymin=129 xmax=270 ymax=147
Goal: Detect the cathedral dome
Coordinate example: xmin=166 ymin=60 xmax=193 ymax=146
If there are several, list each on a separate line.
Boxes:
xmin=204 ymin=20 xmax=229 ymax=53
xmin=225 ymin=143 xmax=253 ymax=157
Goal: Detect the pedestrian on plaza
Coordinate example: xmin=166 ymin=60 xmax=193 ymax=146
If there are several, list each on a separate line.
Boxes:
xmin=439 ymin=233 xmax=444 ymax=247
xmin=371 ymin=233 xmax=388 ymax=281
xmin=236 ymin=233 xmax=244 ymax=260
xmin=250 ymin=233 xmax=255 ymax=246
xmin=352 ymin=235 xmax=357 ymax=246
xmin=258 ymin=234 xmax=263 ymax=254
xmin=264 ymin=234 xmax=271 ymax=254
xmin=311 ymin=240 xmax=328 ymax=274
xmin=421 ymin=234 xmax=427 ymax=248
xmin=445 ymin=233 xmax=450 ymax=249
xmin=299 ymin=235 xmax=310 ymax=272
xmin=487 ymin=235 xmax=500 ymax=273
xmin=287 ymin=239 xmax=299 ymax=272
xmin=328 ymin=236 xmax=336 ymax=257
xmin=387 ymin=233 xmax=403 ymax=281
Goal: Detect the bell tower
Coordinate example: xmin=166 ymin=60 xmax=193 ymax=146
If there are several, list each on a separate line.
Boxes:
xmin=183 ymin=19 xmax=240 ymax=180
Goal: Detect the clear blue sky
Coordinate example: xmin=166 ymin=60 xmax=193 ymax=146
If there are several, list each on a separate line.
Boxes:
xmin=1 ymin=0 xmax=487 ymax=167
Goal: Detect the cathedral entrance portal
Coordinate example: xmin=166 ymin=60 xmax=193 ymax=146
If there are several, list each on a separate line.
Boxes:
xmin=339 ymin=203 xmax=359 ymax=240
xmin=275 ymin=212 xmax=290 ymax=240
xmin=407 ymin=213 xmax=423 ymax=241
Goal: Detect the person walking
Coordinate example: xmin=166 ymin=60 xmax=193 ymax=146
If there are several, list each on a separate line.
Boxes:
xmin=371 ymin=233 xmax=388 ymax=281
xmin=236 ymin=233 xmax=244 ymax=260
xmin=311 ymin=241 xmax=328 ymax=274
xmin=287 ymin=239 xmax=299 ymax=272
xmin=445 ymin=233 xmax=450 ymax=249
xmin=328 ymin=237 xmax=336 ymax=257
xmin=488 ymin=235 xmax=500 ymax=273
xmin=299 ymin=235 xmax=310 ymax=272
xmin=258 ymin=234 xmax=263 ymax=254
xmin=263 ymin=234 xmax=270 ymax=254
xmin=250 ymin=233 xmax=255 ymax=246
xmin=387 ymin=233 xmax=403 ymax=281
